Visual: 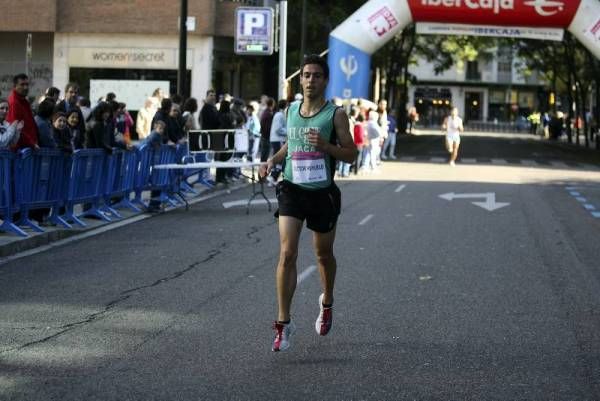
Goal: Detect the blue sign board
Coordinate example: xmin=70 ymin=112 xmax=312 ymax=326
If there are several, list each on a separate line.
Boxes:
xmin=235 ymin=7 xmax=274 ymax=55
xmin=326 ymin=36 xmax=371 ymax=100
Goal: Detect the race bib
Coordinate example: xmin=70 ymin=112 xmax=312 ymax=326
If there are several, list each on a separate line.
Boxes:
xmin=291 ymin=152 xmax=327 ymax=184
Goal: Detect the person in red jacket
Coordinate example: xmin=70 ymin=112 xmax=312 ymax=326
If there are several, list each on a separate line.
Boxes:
xmin=7 ymin=73 xmax=39 ymax=150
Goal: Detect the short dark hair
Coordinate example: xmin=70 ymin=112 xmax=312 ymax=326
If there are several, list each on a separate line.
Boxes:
xmin=170 ymin=93 xmax=183 ymax=106
xmin=93 ymin=102 xmax=111 ymax=122
xmin=301 ymin=54 xmax=329 ymax=79
xmin=206 ymin=89 xmax=216 ymax=97
xmin=51 ymin=111 xmax=67 ymax=123
xmin=106 ymin=92 xmax=117 ymax=102
xmin=37 ymin=98 xmax=55 ymax=119
xmin=183 ymin=97 xmax=198 ymax=113
xmin=266 ymin=98 xmax=275 ymax=108
xmin=277 ymin=99 xmax=287 ymax=111
xmin=77 ymin=97 xmax=91 ymax=107
xmin=13 ymin=73 xmax=29 ymax=86
xmin=160 ymin=98 xmax=172 ymax=114
xmin=45 ymin=87 xmax=60 ymax=98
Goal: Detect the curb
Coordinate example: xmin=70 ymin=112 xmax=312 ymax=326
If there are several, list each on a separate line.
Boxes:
xmin=0 ymin=183 xmax=250 ymax=262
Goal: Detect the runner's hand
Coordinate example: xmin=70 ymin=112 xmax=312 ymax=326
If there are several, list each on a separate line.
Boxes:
xmin=259 ymin=159 xmax=273 ymax=178
xmin=307 ymin=129 xmax=329 ymax=152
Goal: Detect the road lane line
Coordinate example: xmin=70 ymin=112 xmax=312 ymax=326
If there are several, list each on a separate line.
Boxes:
xmin=592 ymin=212 xmax=600 ymax=218
xmin=297 ymin=265 xmax=317 ymax=284
xmin=583 ymin=204 xmax=596 ymax=211
xmin=569 ymin=191 xmax=581 ymax=196
xmin=358 ymin=214 xmax=374 ymax=226
xmin=576 ymin=197 xmax=587 ymax=203
xmin=395 ymin=184 xmax=406 ymax=193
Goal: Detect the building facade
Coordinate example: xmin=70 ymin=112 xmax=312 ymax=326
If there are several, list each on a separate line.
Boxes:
xmin=0 ymin=0 xmax=274 ymax=109
xmin=408 ymin=47 xmax=546 ymax=128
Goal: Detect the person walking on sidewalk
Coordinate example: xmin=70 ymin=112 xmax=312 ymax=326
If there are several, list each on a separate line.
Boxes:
xmin=442 ymin=107 xmax=463 ymax=166
xmin=259 ymin=54 xmax=357 ymax=352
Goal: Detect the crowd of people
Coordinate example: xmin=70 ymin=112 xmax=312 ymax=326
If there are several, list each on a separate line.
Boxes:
xmin=0 ymin=71 xmax=407 ymax=201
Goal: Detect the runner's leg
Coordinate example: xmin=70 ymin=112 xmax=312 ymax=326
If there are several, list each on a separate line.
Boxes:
xmin=277 ymin=216 xmax=303 ymax=322
xmin=313 ymin=226 xmax=337 ymax=305
xmin=451 ymin=141 xmax=460 ymax=163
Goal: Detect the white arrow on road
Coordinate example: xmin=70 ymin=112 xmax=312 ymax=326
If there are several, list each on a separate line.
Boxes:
xmin=439 ymin=192 xmax=510 ymax=212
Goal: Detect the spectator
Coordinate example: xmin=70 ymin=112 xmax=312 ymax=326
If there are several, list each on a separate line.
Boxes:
xmin=77 ymin=97 xmax=93 ymax=132
xmin=34 ymin=98 xmax=57 ymax=148
xmin=259 ymin=97 xmax=275 ymax=161
xmin=55 ymin=82 xmax=86 ymax=136
xmin=7 ymin=73 xmax=38 ymax=150
xmin=182 ymin=97 xmax=199 ymax=130
xmin=381 ymin=109 xmax=398 ymax=160
xmin=166 ymin=103 xmax=185 ymax=144
xmin=115 ymin=102 xmax=133 ymax=145
xmin=0 ymin=99 xmax=22 ymax=149
xmin=136 ymin=98 xmax=155 ymax=140
xmin=86 ymin=102 xmax=126 ymax=153
xmin=149 ymin=88 xmax=165 ymax=113
xmin=106 ymin=92 xmax=117 ymax=102
xmin=267 ymin=99 xmax=287 ymax=185
xmin=66 ymin=109 xmax=85 ymax=150
xmin=51 ymin=112 xmax=72 ymax=153
xmin=363 ymin=110 xmax=383 ymax=172
xmin=171 ymin=93 xmax=184 ymax=107
xmin=199 ymin=89 xmax=219 ymax=131
xmin=44 ymin=87 xmax=60 ymax=103
xmin=216 ymin=100 xmax=235 ymax=183
xmin=245 ymin=102 xmax=261 ymax=161
xmin=353 ymin=113 xmax=367 ymax=174
xmin=144 ymin=120 xmax=167 ymax=149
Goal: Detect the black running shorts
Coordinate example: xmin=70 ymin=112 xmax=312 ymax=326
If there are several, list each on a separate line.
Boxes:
xmin=275 ymin=180 xmax=341 ymax=233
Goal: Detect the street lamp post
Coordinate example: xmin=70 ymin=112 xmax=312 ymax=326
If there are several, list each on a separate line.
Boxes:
xmin=278 ymin=0 xmax=287 ymax=101
xmin=177 ymin=0 xmax=188 ymax=97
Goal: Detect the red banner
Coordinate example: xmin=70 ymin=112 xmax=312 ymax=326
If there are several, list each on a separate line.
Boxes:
xmin=408 ymin=0 xmax=581 ymax=28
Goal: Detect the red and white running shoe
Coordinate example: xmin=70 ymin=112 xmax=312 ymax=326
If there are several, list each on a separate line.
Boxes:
xmin=315 ymin=294 xmax=333 ymax=336
xmin=272 ymin=320 xmax=296 ymax=352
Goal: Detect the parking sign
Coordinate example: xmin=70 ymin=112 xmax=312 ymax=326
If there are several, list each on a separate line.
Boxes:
xmin=235 ymin=7 xmax=274 ymax=55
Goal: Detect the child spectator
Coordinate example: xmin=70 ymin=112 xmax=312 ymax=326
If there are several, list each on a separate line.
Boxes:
xmin=144 ymin=120 xmax=166 ymax=149
xmin=52 ymin=112 xmax=73 ymax=153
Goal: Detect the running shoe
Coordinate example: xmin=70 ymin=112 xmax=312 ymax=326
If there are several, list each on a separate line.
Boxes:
xmin=315 ymin=294 xmax=333 ymax=336
xmin=272 ymin=320 xmax=296 ymax=352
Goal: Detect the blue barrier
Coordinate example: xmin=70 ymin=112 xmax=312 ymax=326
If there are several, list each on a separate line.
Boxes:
xmin=111 ymin=148 xmax=142 ymax=213
xmin=63 ymin=149 xmax=110 ymax=227
xmin=149 ymin=145 xmax=180 ymax=207
xmin=0 ymin=150 xmax=27 ymax=237
xmin=133 ymin=144 xmax=153 ymax=208
xmin=15 ymin=148 xmax=71 ymax=231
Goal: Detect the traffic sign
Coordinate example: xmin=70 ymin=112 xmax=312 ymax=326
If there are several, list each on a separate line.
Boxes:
xmin=235 ymin=7 xmax=274 ymax=55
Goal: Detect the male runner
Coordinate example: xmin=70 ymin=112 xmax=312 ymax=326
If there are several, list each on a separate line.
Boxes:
xmin=259 ymin=55 xmax=357 ymax=352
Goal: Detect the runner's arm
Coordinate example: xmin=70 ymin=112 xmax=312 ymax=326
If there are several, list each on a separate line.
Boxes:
xmin=259 ymin=142 xmax=287 ymax=177
xmin=308 ymin=108 xmax=357 ymax=163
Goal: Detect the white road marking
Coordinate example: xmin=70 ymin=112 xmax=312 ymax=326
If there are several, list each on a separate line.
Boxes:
xmin=576 ymin=197 xmax=587 ymax=203
xmin=395 ymin=184 xmax=406 ymax=193
xmin=297 ymin=265 xmax=317 ymax=284
xmin=583 ymin=204 xmax=596 ymax=210
xmin=592 ymin=212 xmax=600 ymax=218
xmin=569 ymin=191 xmax=581 ymax=196
xmin=358 ymin=214 xmax=374 ymax=225
xmin=491 ymin=159 xmax=508 ymax=165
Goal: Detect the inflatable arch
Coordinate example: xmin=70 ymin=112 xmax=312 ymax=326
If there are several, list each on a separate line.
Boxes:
xmin=326 ymin=0 xmax=600 ymax=99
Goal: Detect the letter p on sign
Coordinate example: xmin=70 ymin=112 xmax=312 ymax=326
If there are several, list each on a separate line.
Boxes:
xmin=243 ymin=13 xmax=265 ymax=35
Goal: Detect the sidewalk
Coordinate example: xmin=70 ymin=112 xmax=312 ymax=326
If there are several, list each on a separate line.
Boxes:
xmin=0 ymin=180 xmax=250 ymax=260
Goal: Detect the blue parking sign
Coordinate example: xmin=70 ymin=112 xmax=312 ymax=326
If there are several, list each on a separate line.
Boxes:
xmin=235 ymin=7 xmax=274 ymax=55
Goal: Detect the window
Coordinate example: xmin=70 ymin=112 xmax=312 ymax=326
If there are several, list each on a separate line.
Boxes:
xmin=466 ymin=61 xmax=481 ymax=81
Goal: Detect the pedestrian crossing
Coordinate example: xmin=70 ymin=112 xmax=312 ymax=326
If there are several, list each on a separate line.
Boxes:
xmin=397 ymin=156 xmax=599 ymax=171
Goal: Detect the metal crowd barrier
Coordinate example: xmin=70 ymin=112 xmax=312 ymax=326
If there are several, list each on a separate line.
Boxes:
xmin=0 ymin=150 xmax=26 ymax=237
xmin=16 ymin=148 xmax=71 ymax=231
xmin=0 ymin=143 xmax=208 ymax=237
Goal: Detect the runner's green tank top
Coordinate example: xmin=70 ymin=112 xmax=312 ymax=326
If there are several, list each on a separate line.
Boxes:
xmin=283 ymin=100 xmax=338 ymax=190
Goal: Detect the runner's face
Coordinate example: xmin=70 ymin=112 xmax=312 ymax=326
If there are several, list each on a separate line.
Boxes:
xmin=301 ymin=64 xmax=327 ymax=100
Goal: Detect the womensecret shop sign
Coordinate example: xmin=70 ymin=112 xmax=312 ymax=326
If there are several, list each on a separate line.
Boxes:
xmin=68 ymin=48 xmax=193 ymax=69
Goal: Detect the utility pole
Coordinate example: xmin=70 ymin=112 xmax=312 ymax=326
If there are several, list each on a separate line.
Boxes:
xmin=300 ymin=0 xmax=307 ymax=65
xmin=278 ymin=0 xmax=287 ymax=100
xmin=177 ymin=0 xmax=188 ymax=97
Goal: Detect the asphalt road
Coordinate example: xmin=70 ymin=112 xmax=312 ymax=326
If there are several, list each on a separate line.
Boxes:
xmin=1 ymin=131 xmax=600 ymax=400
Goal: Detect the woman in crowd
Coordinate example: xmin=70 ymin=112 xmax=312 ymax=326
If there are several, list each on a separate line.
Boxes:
xmin=0 ymin=98 xmax=22 ymax=149
xmin=66 ymin=109 xmax=85 ymax=150
xmin=182 ymin=97 xmax=199 ymax=131
xmin=51 ymin=112 xmax=73 ymax=153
